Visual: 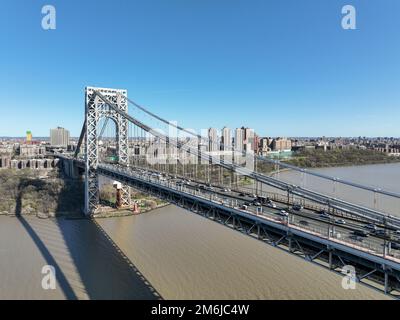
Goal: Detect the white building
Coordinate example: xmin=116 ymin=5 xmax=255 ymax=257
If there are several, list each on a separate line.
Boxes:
xmin=50 ymin=127 xmax=70 ymax=148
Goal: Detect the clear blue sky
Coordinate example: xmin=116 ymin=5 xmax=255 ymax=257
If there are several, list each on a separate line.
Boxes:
xmin=1 ymin=0 xmax=399 ymax=137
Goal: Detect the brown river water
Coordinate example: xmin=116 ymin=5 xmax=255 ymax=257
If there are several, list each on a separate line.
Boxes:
xmin=1 ymin=163 xmax=398 ymax=300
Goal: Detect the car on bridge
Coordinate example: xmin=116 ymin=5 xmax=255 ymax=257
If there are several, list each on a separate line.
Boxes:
xmin=299 ymin=220 xmax=309 ymax=226
xmin=319 ymin=211 xmax=331 ymax=219
xmin=257 ymin=196 xmax=268 ymax=204
xmin=267 ymin=200 xmax=277 ymax=208
xmin=353 ymin=229 xmax=369 ymax=237
xmin=278 ymin=210 xmax=289 ymax=217
xmin=364 ymin=224 xmax=377 ymax=232
xmin=292 ymin=204 xmax=303 ymax=211
xmin=390 ymin=242 xmax=400 ymax=250
xmin=334 ymin=218 xmax=346 ymax=225
xmin=372 ymin=229 xmax=386 ymax=237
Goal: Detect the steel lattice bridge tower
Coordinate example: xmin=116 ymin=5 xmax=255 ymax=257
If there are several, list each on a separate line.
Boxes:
xmin=55 ymin=85 xmax=400 ymax=297
xmin=85 ymin=87 xmax=130 ymax=214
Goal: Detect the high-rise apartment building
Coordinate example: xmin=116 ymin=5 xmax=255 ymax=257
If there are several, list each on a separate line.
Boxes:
xmin=50 ymin=127 xmax=70 ymax=148
xmin=221 ymin=127 xmax=231 ymax=151
xmin=234 ymin=128 xmax=244 ymax=152
xmin=208 ymin=128 xmax=218 ymax=152
xmin=254 ymin=134 xmax=260 ymax=153
xmin=243 ymin=127 xmax=255 ymax=152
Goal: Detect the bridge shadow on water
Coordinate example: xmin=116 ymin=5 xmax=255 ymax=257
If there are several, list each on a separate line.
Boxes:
xmin=15 ymin=177 xmax=161 ymax=300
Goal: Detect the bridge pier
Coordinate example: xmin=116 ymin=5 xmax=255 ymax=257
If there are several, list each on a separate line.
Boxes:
xmin=287 ymin=232 xmax=293 ymax=253
xmin=383 ymin=265 xmax=392 ymax=294
xmin=60 ymin=158 xmax=81 ymax=179
xmin=384 ymin=270 xmax=389 ymax=294
xmin=68 ymin=159 xmax=79 ymax=179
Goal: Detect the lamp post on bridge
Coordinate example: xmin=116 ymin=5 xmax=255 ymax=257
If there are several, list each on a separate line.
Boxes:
xmin=286 ymin=186 xmax=291 ymax=209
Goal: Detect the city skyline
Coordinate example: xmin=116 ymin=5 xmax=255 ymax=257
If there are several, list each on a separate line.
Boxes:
xmin=1 ymin=1 xmax=400 ymax=137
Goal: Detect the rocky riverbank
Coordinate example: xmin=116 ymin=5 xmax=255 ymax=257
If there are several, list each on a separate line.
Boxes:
xmin=0 ymin=169 xmax=84 ymax=216
xmin=0 ymin=168 xmax=170 ymax=219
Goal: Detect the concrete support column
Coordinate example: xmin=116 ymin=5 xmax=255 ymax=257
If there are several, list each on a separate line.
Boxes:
xmin=383 ymin=265 xmax=390 ymax=294
xmin=328 ymin=250 xmax=333 ymax=269
xmin=288 ymin=232 xmax=293 ymax=252
xmin=384 ymin=270 xmax=389 ymax=294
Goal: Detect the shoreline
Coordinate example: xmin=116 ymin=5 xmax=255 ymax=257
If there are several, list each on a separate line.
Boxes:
xmin=93 ymin=203 xmax=171 ymax=219
xmin=0 ymin=203 xmax=172 ymax=220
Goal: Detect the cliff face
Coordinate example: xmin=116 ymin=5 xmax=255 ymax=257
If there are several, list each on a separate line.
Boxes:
xmin=0 ymin=169 xmax=84 ymax=216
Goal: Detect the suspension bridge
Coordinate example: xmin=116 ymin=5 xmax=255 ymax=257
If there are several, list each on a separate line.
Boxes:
xmin=56 ymin=86 xmax=400 ymax=297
